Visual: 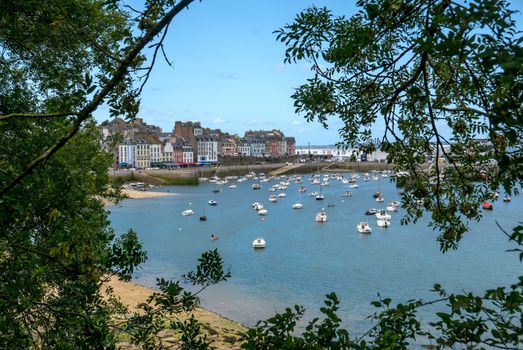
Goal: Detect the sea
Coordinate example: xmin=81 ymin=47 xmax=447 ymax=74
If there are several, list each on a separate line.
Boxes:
xmin=108 ymin=172 xmax=521 ymax=340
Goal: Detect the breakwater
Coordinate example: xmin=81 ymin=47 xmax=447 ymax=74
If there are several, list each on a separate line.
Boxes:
xmin=108 ymin=162 xmax=393 ymax=185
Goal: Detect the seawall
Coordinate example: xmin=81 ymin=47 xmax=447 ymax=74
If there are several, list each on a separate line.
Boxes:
xmin=109 ymin=162 xmax=393 ymax=185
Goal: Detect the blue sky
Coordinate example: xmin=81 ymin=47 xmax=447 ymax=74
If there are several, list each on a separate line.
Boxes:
xmin=94 ymin=1 xmax=523 ymax=146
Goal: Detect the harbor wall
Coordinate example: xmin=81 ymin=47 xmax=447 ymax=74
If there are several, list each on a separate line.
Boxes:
xmin=108 ymin=162 xmax=393 ymax=185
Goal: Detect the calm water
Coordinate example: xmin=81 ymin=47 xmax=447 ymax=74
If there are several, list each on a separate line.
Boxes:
xmin=108 ymin=174 xmax=521 ymax=336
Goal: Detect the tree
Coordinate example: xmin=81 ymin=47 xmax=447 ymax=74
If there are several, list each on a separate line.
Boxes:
xmin=1 ymin=0 xmax=231 ymax=348
xmin=242 ymin=0 xmax=522 ymax=348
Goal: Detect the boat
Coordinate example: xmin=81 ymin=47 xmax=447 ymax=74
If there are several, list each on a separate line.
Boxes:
xmin=373 ymin=192 xmax=382 ymax=198
xmin=315 ymin=209 xmax=327 ymax=223
xmin=357 ymin=221 xmax=372 ymax=233
xmin=269 ymin=195 xmax=278 ymax=203
xmin=210 ymin=234 xmax=218 ymax=240
xmin=315 ymin=186 xmax=325 ymax=200
xmin=375 ymin=195 xmax=384 ymax=203
xmin=228 ymin=184 xmax=237 ymax=189
xmin=341 ymin=190 xmax=352 ymax=197
xmin=208 ymin=200 xmax=218 ymax=206
xmin=258 ymin=209 xmax=268 ymax=215
xmin=277 ymin=192 xmax=286 ymax=198
xmin=252 ymin=183 xmax=261 ymax=190
xmin=349 ymin=184 xmax=359 ymax=188
xmin=503 ymin=196 xmax=511 ymax=202
xmin=252 ymin=238 xmax=266 ymax=249
xmin=365 ymin=208 xmax=378 ymax=215
xmin=375 ymin=209 xmax=391 ymax=220
xmin=482 ymin=201 xmax=493 ymax=210
xmin=389 ymin=200 xmax=401 ymax=207
xmin=211 ymin=187 xmax=220 ymax=193
xmin=386 ymin=205 xmax=398 ymax=212
xmin=181 ymin=209 xmax=194 ymax=216
xmin=298 ymin=186 xmax=307 ymax=192
xmin=292 ymin=202 xmax=303 ymax=209
xmin=377 ymin=218 xmax=391 ymax=227
xmin=252 ymin=202 xmax=264 ymax=211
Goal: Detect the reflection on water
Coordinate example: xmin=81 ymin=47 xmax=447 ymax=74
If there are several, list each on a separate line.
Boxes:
xmin=108 ymin=173 xmax=521 ymax=335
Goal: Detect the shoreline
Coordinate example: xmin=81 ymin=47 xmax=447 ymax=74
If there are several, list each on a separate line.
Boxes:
xmin=106 ymin=276 xmax=247 ymax=349
xmin=103 ymin=189 xmax=175 ymax=206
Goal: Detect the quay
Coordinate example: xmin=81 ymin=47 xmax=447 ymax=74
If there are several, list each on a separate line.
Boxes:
xmin=109 ymin=162 xmax=393 ymax=186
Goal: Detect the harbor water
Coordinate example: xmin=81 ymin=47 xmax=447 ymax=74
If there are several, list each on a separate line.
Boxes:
xmin=108 ymin=173 xmax=521 ymax=336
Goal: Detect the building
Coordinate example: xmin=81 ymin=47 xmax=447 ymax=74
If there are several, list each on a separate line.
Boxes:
xmin=249 ymin=138 xmax=265 ymax=157
xmin=237 ymin=139 xmax=251 ymax=156
xmin=196 ymin=136 xmax=218 ymax=163
xmin=285 ymin=137 xmax=296 ymax=156
xmin=182 ymin=145 xmax=194 ymax=164
xmin=295 ymin=145 xmax=388 ymax=162
xmin=150 ymin=144 xmax=162 ymax=164
xmin=221 ymin=138 xmax=237 ymax=156
xmin=118 ymin=139 xmax=136 ymax=167
xmin=135 ymin=139 xmax=151 ymax=169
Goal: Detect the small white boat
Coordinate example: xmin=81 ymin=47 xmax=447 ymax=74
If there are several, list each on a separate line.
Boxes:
xmin=503 ymin=196 xmax=511 ymax=202
xmin=389 ymin=200 xmax=401 ymax=207
xmin=386 ymin=205 xmax=398 ymax=212
xmin=377 ymin=218 xmax=391 ymax=227
xmin=277 ymin=192 xmax=286 ymax=198
xmin=375 ymin=210 xmax=391 ymax=220
xmin=269 ymin=195 xmax=278 ymax=203
xmin=376 ymin=196 xmax=384 ymax=203
xmin=349 ymin=184 xmax=359 ymax=188
xmin=228 ymin=184 xmax=237 ymax=189
xmin=365 ymin=208 xmax=378 ymax=215
xmin=252 ymin=183 xmax=261 ymax=190
xmin=341 ymin=191 xmax=352 ymax=197
xmin=252 ymin=202 xmax=264 ymax=211
xmin=253 ymin=238 xmax=266 ymax=249
xmin=208 ymin=200 xmax=218 ymax=206
xmin=181 ymin=209 xmax=194 ymax=216
xmin=315 ymin=193 xmax=325 ymax=200
xmin=315 ymin=209 xmax=327 ymax=223
xmin=292 ymin=202 xmax=303 ymax=209
xmin=258 ymin=209 xmax=268 ymax=215
xmin=357 ymin=221 xmax=372 ymax=233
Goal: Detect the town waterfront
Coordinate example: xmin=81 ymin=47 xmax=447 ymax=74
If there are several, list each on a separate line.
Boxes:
xmin=108 ymin=174 xmax=521 ymax=337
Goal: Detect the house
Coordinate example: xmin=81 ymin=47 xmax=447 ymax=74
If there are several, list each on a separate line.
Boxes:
xmin=196 ymin=136 xmax=218 ymax=163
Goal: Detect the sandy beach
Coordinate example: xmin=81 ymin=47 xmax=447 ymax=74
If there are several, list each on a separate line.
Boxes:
xmin=105 ymin=276 xmax=247 ymax=349
xmin=122 ymin=188 xmax=176 ymax=199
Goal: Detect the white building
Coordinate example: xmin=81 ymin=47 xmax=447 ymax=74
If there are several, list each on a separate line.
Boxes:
xmin=150 ymin=144 xmax=162 ymax=164
xmin=237 ymin=140 xmax=251 ymax=156
xmin=162 ymin=142 xmax=174 ymax=162
xmin=182 ymin=145 xmax=194 ymax=163
xmin=295 ymin=145 xmax=388 ymax=162
xmin=118 ymin=140 xmax=136 ymax=167
xmin=249 ymin=138 xmax=265 ymax=157
xmin=196 ymin=136 xmax=218 ymax=163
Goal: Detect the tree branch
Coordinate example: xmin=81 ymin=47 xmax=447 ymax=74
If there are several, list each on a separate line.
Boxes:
xmin=0 ymin=0 xmax=196 ymax=198
xmin=0 ymin=112 xmax=78 ymax=122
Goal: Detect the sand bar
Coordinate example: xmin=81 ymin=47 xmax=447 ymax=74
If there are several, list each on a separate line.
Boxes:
xmin=106 ymin=276 xmax=247 ymax=349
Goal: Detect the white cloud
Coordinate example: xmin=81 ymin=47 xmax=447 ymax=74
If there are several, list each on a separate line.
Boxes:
xmin=291 ymin=120 xmax=301 ymax=125
xmin=213 ymin=117 xmax=226 ymax=123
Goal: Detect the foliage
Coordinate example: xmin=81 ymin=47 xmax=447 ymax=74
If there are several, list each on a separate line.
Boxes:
xmin=275 ymin=0 xmax=523 ymax=250
xmin=0 ymin=0 xmax=232 ymax=348
xmin=240 ymin=0 xmax=523 ymax=349
xmin=116 ymin=250 xmax=230 ymax=349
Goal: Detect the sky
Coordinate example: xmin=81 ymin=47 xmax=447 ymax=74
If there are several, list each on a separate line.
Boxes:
xmin=94 ymin=0 xmax=523 ymax=146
